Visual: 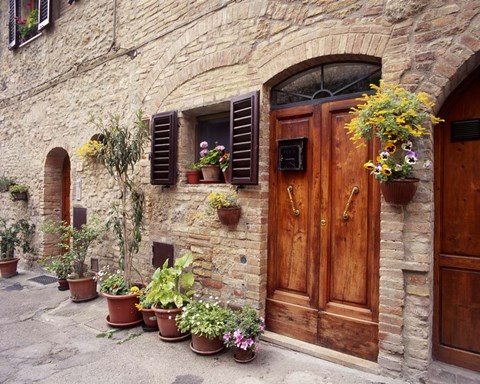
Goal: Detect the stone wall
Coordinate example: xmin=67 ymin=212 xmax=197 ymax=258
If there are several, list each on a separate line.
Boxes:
xmin=1 ymin=0 xmax=479 ymax=382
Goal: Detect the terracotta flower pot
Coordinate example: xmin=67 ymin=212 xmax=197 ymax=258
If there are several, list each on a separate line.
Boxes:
xmin=103 ymin=292 xmax=143 ymax=327
xmin=58 ymin=278 xmax=69 ymax=291
xmin=190 ymin=334 xmax=224 ymax=355
xmin=201 ymin=165 xmax=221 ymax=182
xmin=186 ymin=170 xmax=202 ymax=184
xmin=217 ymin=207 xmax=241 ymax=226
xmin=0 ymin=258 xmax=19 ymax=278
xmin=381 ymin=178 xmax=419 ymax=205
xmin=222 ymin=168 xmax=231 ymax=183
xmin=141 ymin=308 xmax=158 ymax=330
xmin=67 ymin=276 xmax=98 ymax=303
xmin=233 ymin=347 xmax=256 ymax=363
xmin=153 ymin=306 xmax=187 ymax=339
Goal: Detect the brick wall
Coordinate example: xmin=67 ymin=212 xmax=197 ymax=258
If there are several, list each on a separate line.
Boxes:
xmin=1 ymin=1 xmax=479 ymax=381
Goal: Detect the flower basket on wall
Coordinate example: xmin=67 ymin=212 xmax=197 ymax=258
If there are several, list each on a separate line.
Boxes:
xmin=217 ymin=207 xmax=241 ymax=226
xmin=380 ymin=178 xmax=419 ymax=205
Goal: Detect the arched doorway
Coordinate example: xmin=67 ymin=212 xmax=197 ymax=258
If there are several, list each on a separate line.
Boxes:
xmin=43 ymin=148 xmax=71 ymax=257
xmin=267 ymin=62 xmax=381 ymax=361
xmin=434 ymin=69 xmax=480 ymax=373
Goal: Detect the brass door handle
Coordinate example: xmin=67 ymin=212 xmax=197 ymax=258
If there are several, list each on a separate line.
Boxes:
xmin=287 ymin=185 xmax=300 ymax=216
xmin=342 ymin=186 xmax=359 ymax=221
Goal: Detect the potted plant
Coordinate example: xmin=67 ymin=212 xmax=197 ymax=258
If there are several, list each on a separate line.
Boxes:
xmin=41 ymin=254 xmax=72 ymax=291
xmin=9 ymin=184 xmax=29 ymax=201
xmin=199 ymin=141 xmax=226 ymax=182
xmin=135 ymin=287 xmax=158 ymax=331
xmin=177 ymin=297 xmax=232 ymax=355
xmin=207 ymin=188 xmax=241 ymax=226
xmin=186 ymin=162 xmax=202 ymax=184
xmin=0 ymin=176 xmax=15 ymax=193
xmin=223 ymin=306 xmax=265 ymax=363
xmin=145 ymin=252 xmax=195 ymax=340
xmin=42 ymin=220 xmax=103 ymax=302
xmin=0 ymin=218 xmax=36 ymax=278
xmin=15 ymin=8 xmax=38 ymax=42
xmin=98 ymin=267 xmax=143 ymax=328
xmin=345 ymin=80 xmax=443 ymax=205
xmin=219 ymin=152 xmax=231 ymax=183
xmin=76 ymin=139 xmax=103 ymax=161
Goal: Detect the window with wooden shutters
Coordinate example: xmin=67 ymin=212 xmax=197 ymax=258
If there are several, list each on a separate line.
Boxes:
xmin=8 ymin=0 xmax=18 ymax=49
xmin=230 ymin=91 xmax=260 ymax=185
xmin=151 ymin=111 xmax=178 ymax=186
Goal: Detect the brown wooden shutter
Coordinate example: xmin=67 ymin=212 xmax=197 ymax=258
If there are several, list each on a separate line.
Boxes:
xmin=38 ymin=0 xmax=51 ymax=30
xmin=230 ymin=91 xmax=260 ymax=185
xmin=150 ymin=111 xmax=178 ymax=185
xmin=8 ymin=0 xmax=18 ymax=49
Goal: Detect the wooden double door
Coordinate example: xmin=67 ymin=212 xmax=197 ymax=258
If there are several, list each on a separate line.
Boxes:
xmin=267 ymin=99 xmax=380 ymax=361
xmin=434 ymin=72 xmax=480 ymax=372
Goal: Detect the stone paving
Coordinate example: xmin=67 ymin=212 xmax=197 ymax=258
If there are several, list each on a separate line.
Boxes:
xmin=0 ymin=267 xmax=409 ymax=384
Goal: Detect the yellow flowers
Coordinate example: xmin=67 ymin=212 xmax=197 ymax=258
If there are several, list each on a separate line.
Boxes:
xmin=76 ymin=140 xmax=103 ymax=160
xmin=207 ymin=189 xmax=239 ymax=209
xmin=345 ymin=80 xmax=443 ymax=144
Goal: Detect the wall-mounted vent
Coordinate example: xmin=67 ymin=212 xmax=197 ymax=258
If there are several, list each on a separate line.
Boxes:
xmin=73 ymin=207 xmax=87 ymax=229
xmin=152 ymin=242 xmax=174 ymax=268
xmin=451 ymin=119 xmax=480 ymax=142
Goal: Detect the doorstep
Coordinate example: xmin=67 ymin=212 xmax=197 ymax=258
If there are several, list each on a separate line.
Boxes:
xmin=261 ymin=330 xmax=380 ymax=375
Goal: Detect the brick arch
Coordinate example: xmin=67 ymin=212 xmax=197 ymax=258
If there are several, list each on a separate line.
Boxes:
xmin=258 ymin=28 xmax=391 ymax=86
xmin=43 ymin=147 xmax=70 ymax=258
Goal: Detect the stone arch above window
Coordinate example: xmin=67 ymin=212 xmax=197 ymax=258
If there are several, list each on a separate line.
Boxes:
xmin=271 ymin=62 xmax=381 ymax=107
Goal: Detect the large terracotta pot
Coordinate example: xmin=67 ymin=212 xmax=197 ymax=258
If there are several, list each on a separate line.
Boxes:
xmin=190 ymin=334 xmax=224 ymax=355
xmin=153 ymin=306 xmax=187 ymax=339
xmin=0 ymin=258 xmax=19 ymax=278
xmin=67 ymin=276 xmax=98 ymax=303
xmin=217 ymin=207 xmax=241 ymax=226
xmin=381 ymin=178 xmax=419 ymax=205
xmin=201 ymin=165 xmax=221 ymax=181
xmin=103 ymin=292 xmax=143 ymax=327
xmin=186 ymin=170 xmax=202 ymax=184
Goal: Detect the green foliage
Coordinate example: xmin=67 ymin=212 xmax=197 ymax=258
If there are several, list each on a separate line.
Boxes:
xmin=17 ymin=9 xmax=38 ymax=40
xmin=90 ymin=110 xmax=149 ymax=286
xmin=99 ymin=272 xmax=129 ymax=295
xmin=0 ymin=176 xmax=15 ymax=193
xmin=41 ymin=255 xmax=72 ymax=279
xmin=198 ymin=141 xmax=225 ymax=166
xmin=177 ymin=299 xmax=232 ymax=339
xmin=0 ymin=218 xmax=36 ymax=260
xmin=9 ymin=184 xmax=29 ymax=193
xmin=146 ymin=252 xmax=195 ymax=309
xmin=41 ymin=219 xmax=104 ymax=279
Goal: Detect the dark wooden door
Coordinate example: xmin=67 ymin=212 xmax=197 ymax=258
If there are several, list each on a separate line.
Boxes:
xmin=434 ymin=73 xmax=480 ymax=372
xmin=267 ymin=99 xmax=380 ymax=361
xmin=62 ymin=155 xmax=70 ymax=226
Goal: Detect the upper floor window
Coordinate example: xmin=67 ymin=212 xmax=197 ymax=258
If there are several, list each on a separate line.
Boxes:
xmin=9 ymin=0 xmax=51 ymax=49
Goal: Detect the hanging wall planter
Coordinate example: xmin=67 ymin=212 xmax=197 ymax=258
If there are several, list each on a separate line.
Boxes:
xmin=217 ymin=207 xmax=241 ymax=226
xmin=381 ymin=178 xmax=419 ymax=205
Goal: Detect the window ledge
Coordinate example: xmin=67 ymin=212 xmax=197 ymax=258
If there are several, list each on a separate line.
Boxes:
xmin=18 ymin=32 xmax=42 ymax=48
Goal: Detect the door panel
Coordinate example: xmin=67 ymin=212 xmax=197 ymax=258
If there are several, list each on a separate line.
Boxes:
xmin=434 ymin=72 xmax=480 ymax=372
xmin=267 ymin=99 xmax=379 ymax=361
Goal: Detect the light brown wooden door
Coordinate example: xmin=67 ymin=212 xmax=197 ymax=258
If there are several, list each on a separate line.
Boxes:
xmin=267 ymin=99 xmax=380 ymax=361
xmin=434 ymin=72 xmax=480 ymax=372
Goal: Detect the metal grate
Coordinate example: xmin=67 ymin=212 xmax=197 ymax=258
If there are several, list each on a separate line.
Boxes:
xmin=28 ymin=275 xmax=58 ymax=285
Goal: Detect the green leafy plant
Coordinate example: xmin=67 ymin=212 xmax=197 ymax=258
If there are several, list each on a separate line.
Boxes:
xmin=188 ymin=162 xmax=202 ymax=171
xmin=145 ymin=252 xmax=195 ymax=309
xmin=177 ymin=298 xmax=232 ymax=339
xmin=41 ymin=219 xmax=104 ymax=279
xmin=9 ymin=184 xmax=29 ymax=193
xmin=135 ymin=286 xmax=154 ymax=310
xmin=345 ymin=81 xmax=443 ymax=182
xmin=0 ymin=176 xmax=15 ymax=193
xmin=89 ymin=110 xmax=149 ymax=287
xmin=16 ymin=8 xmax=38 ymax=41
xmin=207 ymin=188 xmax=239 ymax=210
xmin=199 ymin=141 xmax=225 ymax=166
xmin=223 ymin=306 xmax=265 ymax=353
xmin=0 ymin=218 xmax=36 ymax=260
xmin=41 ymin=255 xmax=72 ymax=279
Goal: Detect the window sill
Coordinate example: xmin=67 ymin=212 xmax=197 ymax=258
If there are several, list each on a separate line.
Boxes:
xmin=18 ymin=32 xmax=42 ymax=48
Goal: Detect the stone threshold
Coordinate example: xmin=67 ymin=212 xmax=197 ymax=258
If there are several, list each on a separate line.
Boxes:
xmin=261 ymin=330 xmax=380 ymax=375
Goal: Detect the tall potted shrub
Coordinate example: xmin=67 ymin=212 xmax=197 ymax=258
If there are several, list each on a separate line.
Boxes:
xmin=146 ymin=252 xmax=195 ymax=340
xmin=87 ymin=110 xmax=149 ymax=325
xmin=0 ymin=218 xmax=35 ymax=278
xmin=345 ymin=81 xmax=443 ymax=205
xmin=42 ymin=220 xmax=103 ymax=302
